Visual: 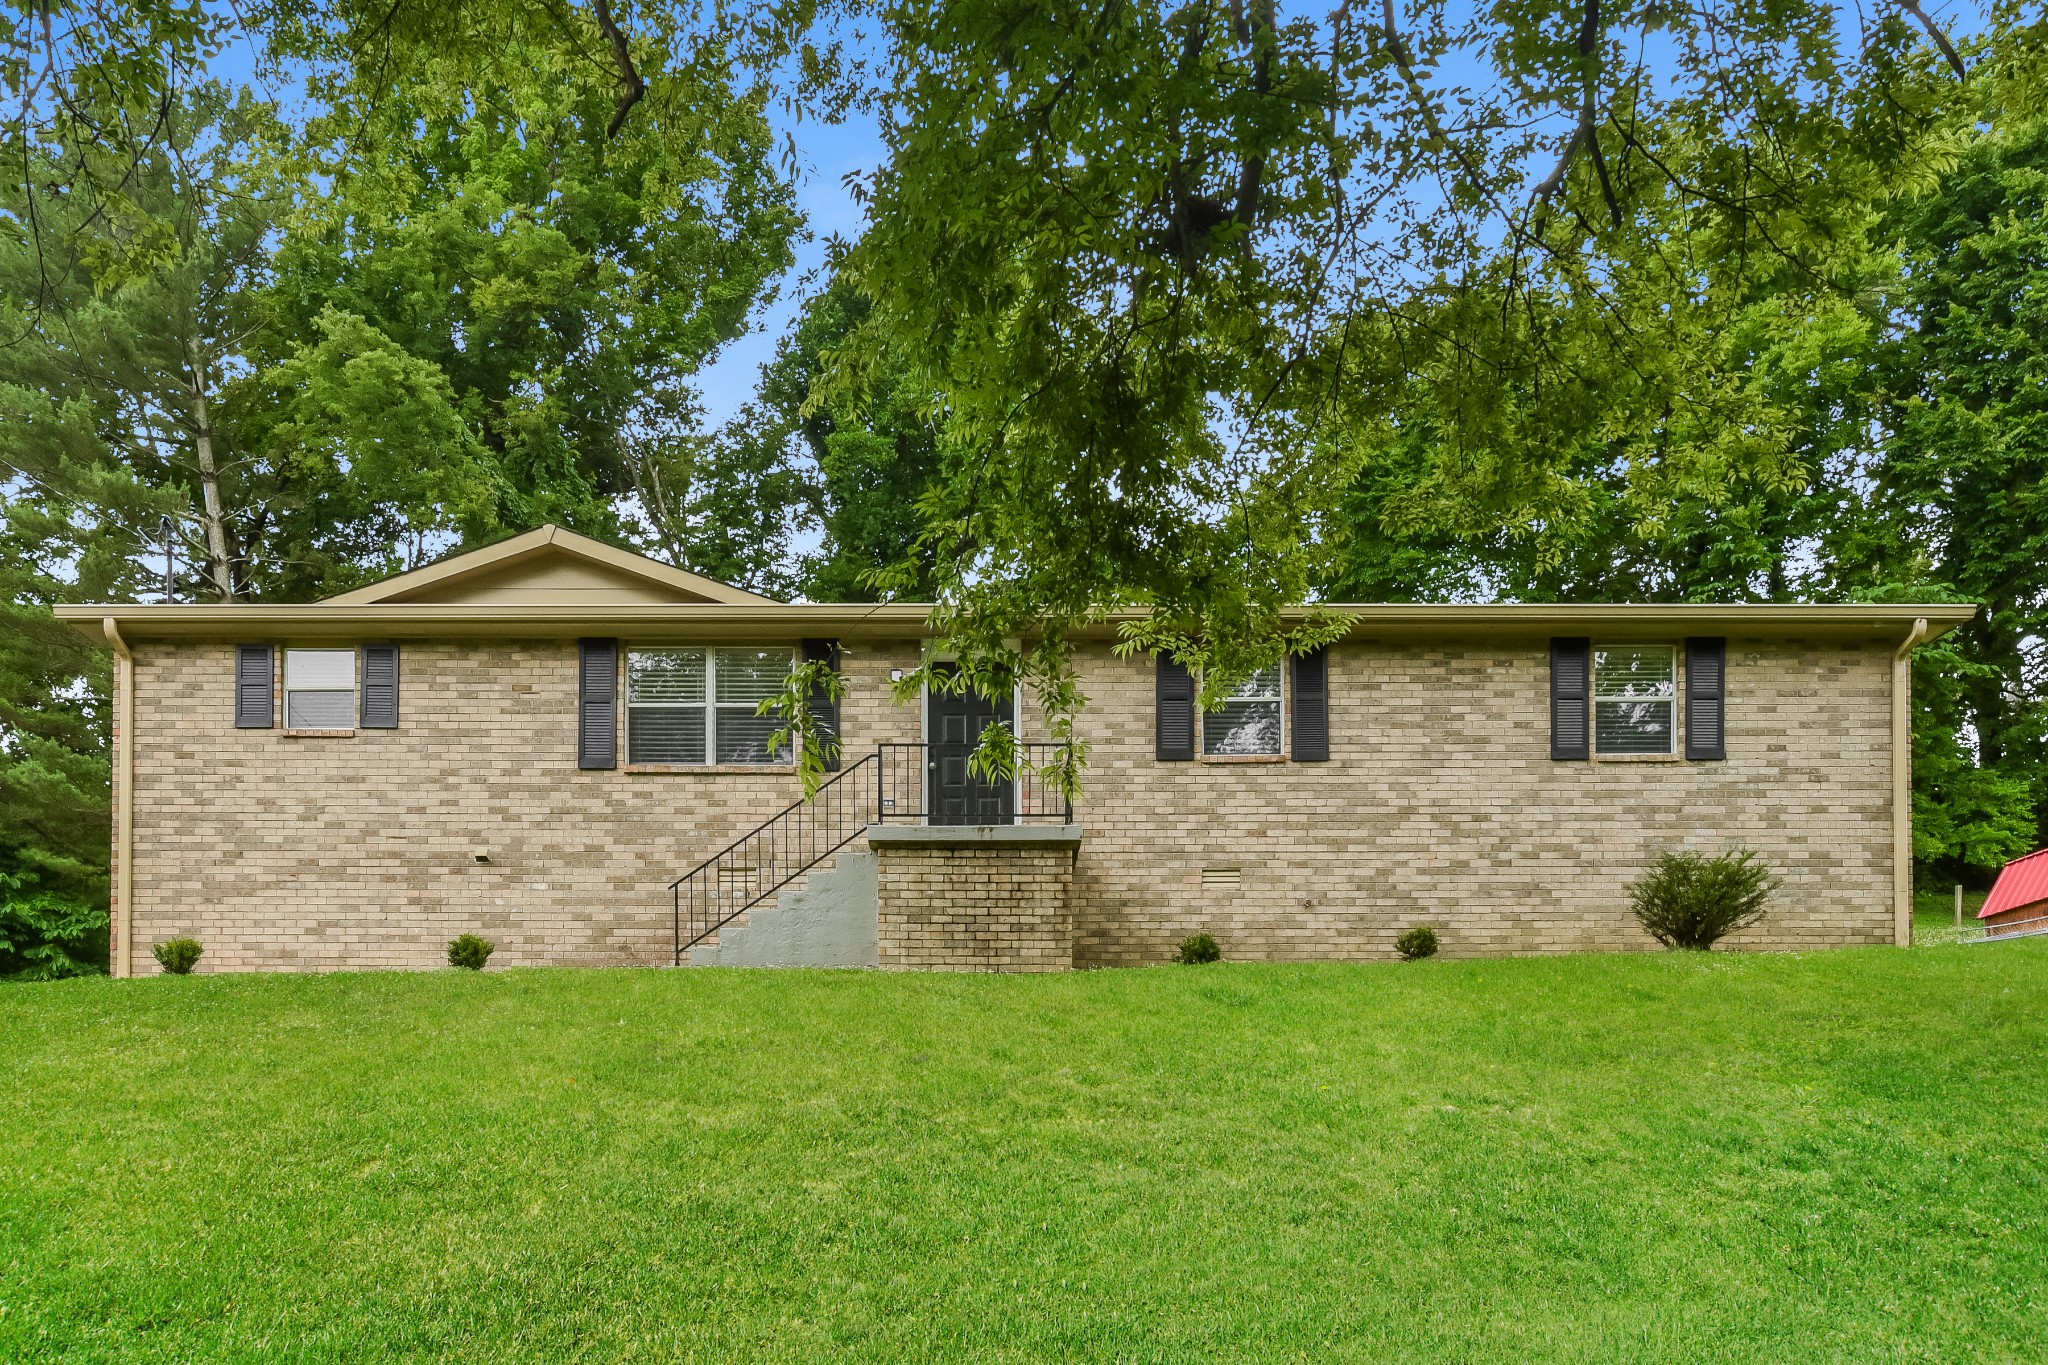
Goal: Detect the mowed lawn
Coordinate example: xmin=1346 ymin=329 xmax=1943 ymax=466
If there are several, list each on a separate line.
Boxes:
xmin=5 ymin=947 xmax=2047 ymax=1362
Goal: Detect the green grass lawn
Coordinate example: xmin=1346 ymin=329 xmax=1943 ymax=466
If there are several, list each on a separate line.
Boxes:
xmin=6 ymin=949 xmax=2047 ymax=1363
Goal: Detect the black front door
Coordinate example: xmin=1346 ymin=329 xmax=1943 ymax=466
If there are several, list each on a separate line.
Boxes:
xmin=928 ymin=669 xmax=1014 ymax=825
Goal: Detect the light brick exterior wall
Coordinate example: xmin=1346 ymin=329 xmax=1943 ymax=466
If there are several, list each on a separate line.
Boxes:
xmin=123 ymin=630 xmax=1897 ymax=974
xmin=1055 ymin=636 xmax=1895 ymax=966
xmin=124 ymin=637 xmax=922 ymax=976
xmin=875 ymin=845 xmax=1075 ymax=972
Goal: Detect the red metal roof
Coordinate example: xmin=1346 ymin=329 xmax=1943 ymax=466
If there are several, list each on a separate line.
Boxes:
xmin=1981 ymin=848 xmax=2048 ymax=918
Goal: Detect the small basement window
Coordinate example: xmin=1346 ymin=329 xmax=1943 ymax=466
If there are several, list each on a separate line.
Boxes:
xmin=627 ymin=647 xmax=793 ymax=765
xmin=284 ymin=649 xmax=356 ymax=729
xmin=1594 ymin=645 xmax=1677 ymax=754
xmin=1203 ymin=666 xmax=1284 ymax=756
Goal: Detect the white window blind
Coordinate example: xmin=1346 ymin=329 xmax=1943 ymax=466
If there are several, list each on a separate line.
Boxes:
xmin=284 ymin=649 xmax=355 ymax=729
xmin=1202 ymin=666 xmax=1284 ymax=756
xmin=627 ymin=647 xmax=792 ymax=765
xmin=1594 ymin=645 xmax=1677 ymax=754
xmin=714 ymin=648 xmax=786 ymax=763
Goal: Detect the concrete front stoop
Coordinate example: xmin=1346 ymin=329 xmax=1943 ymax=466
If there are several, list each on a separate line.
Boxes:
xmin=685 ymin=850 xmax=880 ymax=968
xmin=867 ymin=823 xmax=1084 ymax=972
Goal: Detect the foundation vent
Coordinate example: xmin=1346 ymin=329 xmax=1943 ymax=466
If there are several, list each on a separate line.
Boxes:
xmin=1201 ymin=867 xmax=1242 ymax=890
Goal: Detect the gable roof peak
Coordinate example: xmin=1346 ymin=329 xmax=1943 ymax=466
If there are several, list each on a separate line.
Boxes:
xmin=321 ymin=525 xmax=781 ymax=607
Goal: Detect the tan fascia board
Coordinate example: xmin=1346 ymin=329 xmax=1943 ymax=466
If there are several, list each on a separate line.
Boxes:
xmin=55 ymin=601 xmax=1976 ymax=644
xmin=1310 ymin=602 xmax=1977 ymax=642
xmin=320 ymin=525 xmax=780 ymax=606
xmin=54 ymin=602 xmax=938 ymax=641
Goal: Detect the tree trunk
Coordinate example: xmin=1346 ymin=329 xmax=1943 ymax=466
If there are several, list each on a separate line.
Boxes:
xmin=186 ymin=340 xmax=237 ymax=601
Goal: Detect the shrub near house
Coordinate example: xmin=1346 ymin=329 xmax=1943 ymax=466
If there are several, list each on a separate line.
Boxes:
xmin=1629 ymin=852 xmax=1779 ymax=950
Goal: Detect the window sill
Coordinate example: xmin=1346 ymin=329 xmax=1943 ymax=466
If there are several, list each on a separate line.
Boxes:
xmin=1197 ymin=754 xmax=1290 ymax=764
xmin=1593 ymin=751 xmax=1682 ymax=763
xmin=624 ymin=764 xmax=798 ymax=775
xmin=282 ymin=728 xmax=356 ymax=739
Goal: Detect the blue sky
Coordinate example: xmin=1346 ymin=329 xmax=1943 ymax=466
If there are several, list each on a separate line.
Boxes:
xmin=694 ymin=103 xmax=884 ymax=426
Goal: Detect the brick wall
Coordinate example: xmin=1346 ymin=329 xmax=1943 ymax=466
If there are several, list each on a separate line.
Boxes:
xmin=124 ymin=630 xmax=1899 ymax=973
xmin=875 ymin=844 xmax=1074 ymax=972
xmin=124 ymin=637 xmax=922 ymax=975
xmin=1055 ymin=636 xmax=1896 ymax=966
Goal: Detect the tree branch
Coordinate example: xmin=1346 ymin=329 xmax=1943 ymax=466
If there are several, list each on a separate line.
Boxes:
xmin=1531 ymin=0 xmax=1620 ymax=233
xmin=593 ymin=0 xmax=647 ymax=140
xmin=1233 ymin=0 xmax=1275 ymax=225
xmin=1890 ymin=0 xmax=1967 ymax=80
xmin=1529 ymin=111 xmax=1590 ymax=233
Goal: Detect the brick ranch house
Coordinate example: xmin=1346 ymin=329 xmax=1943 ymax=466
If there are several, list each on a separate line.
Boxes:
xmin=57 ymin=525 xmax=1973 ymax=975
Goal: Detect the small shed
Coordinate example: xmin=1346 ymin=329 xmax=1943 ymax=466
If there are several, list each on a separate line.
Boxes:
xmin=1980 ymin=849 xmax=2048 ymax=939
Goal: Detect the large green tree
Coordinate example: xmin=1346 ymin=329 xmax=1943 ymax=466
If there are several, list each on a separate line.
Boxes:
xmin=1858 ymin=111 xmax=2048 ymax=872
xmin=263 ymin=34 xmax=801 ymax=591
xmin=0 ymin=532 xmax=111 ymax=980
xmin=702 ymin=278 xmax=944 ymax=601
xmin=829 ymin=0 xmax=1996 ymax=719
xmin=0 ymin=82 xmax=502 ymax=601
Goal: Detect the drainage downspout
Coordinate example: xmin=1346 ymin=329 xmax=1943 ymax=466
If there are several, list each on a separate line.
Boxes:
xmin=103 ymin=618 xmax=134 ymax=978
xmin=1892 ymin=617 xmax=1929 ymax=948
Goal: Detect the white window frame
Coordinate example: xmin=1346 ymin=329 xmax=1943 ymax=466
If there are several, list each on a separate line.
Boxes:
xmin=1592 ymin=643 xmax=1679 ymax=756
xmin=625 ymin=645 xmax=798 ymax=767
xmin=283 ymin=648 xmax=356 ymax=731
xmin=1200 ymin=664 xmax=1287 ymax=758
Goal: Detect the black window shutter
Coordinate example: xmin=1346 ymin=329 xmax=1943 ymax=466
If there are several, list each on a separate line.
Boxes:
xmin=802 ymin=637 xmax=842 ymax=771
xmin=1550 ymin=637 xmax=1591 ymax=761
xmin=1291 ymin=646 xmax=1330 ymax=762
xmin=1685 ymin=637 xmax=1727 ymax=761
xmin=234 ymin=645 xmax=274 ymax=729
xmin=578 ymin=638 xmax=618 ymax=770
xmin=1156 ymin=656 xmax=1195 ymax=762
xmin=360 ymin=644 xmax=400 ymax=729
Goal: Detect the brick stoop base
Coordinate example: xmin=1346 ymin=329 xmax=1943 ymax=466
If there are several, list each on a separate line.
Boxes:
xmin=869 ymin=824 xmax=1082 ymax=972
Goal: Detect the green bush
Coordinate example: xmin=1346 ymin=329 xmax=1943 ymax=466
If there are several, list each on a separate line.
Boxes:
xmin=1396 ymin=926 xmax=1439 ymax=960
xmin=1174 ymin=933 xmax=1221 ymax=965
xmin=1628 ymin=850 xmax=1780 ymax=950
xmin=0 ymin=888 xmax=109 ymax=981
xmin=447 ymin=934 xmax=495 ymax=971
xmin=152 ymin=938 xmax=202 ymax=975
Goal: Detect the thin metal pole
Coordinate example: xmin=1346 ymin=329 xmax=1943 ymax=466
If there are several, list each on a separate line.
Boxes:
xmin=1956 ymin=883 xmax=1963 ymax=931
xmin=160 ymin=514 xmax=174 ymax=602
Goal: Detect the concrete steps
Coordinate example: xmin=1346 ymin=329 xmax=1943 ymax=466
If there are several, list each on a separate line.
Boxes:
xmin=685 ymin=850 xmax=879 ymax=968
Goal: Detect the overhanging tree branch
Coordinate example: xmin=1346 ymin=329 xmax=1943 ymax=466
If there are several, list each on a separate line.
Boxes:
xmin=592 ymin=0 xmax=647 ymax=139
xmin=1889 ymin=0 xmax=1967 ymax=80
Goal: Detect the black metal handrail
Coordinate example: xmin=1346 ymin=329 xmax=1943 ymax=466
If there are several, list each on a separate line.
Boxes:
xmin=670 ymin=751 xmax=880 ymax=964
xmin=874 ymin=742 xmax=1076 ymax=824
xmin=669 ymin=742 xmax=1076 ymax=963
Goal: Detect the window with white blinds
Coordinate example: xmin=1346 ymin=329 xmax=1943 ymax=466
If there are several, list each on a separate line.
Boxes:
xmin=1593 ymin=645 xmax=1677 ymax=754
xmin=627 ymin=647 xmax=793 ymax=765
xmin=1202 ymin=666 xmax=1284 ymax=756
xmin=284 ymin=649 xmax=355 ymax=729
